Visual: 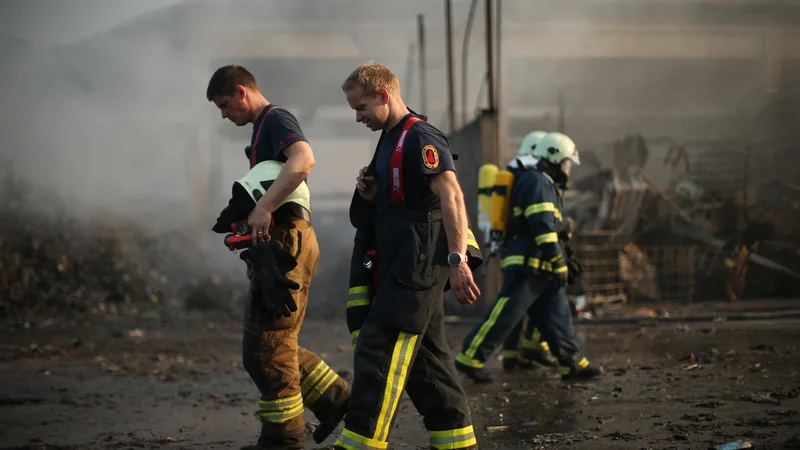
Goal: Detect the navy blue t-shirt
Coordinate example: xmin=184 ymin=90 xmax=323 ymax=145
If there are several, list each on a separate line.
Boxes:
xmin=374 ymin=113 xmax=456 ymax=215
xmin=245 ymin=105 xmax=308 ymax=165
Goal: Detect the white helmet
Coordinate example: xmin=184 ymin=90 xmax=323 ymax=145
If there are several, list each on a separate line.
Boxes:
xmin=235 ymin=160 xmax=311 ymax=213
xmin=517 ymin=130 xmax=548 ymax=158
xmin=532 ymin=132 xmax=580 ymax=166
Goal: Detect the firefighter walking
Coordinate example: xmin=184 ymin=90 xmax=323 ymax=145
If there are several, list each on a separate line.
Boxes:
xmin=207 ymin=65 xmax=350 ymax=449
xmin=337 ymin=62 xmax=481 ymax=450
xmin=455 ymin=131 xmax=603 ymax=384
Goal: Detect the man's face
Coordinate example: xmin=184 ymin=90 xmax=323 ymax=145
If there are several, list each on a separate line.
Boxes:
xmin=212 ymin=86 xmax=250 ymax=126
xmin=345 ymin=85 xmax=389 ymax=132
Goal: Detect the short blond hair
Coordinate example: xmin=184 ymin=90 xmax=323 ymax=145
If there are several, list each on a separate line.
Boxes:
xmin=341 ymin=61 xmax=400 ymax=97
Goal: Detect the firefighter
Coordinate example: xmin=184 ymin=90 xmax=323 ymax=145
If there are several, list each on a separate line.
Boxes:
xmin=455 ymin=131 xmax=603 ymax=383
xmin=499 ymin=131 xmax=558 ymax=372
xmin=207 ymin=65 xmax=350 ymax=449
xmin=336 ymin=62 xmax=480 ymax=450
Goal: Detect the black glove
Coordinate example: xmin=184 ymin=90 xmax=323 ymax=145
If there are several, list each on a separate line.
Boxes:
xmin=553 ymin=268 xmax=570 ymax=288
xmin=241 ymin=242 xmax=301 ymax=321
xmin=564 ymin=245 xmax=584 ymax=286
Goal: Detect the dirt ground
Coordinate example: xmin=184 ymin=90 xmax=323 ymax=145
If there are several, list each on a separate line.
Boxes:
xmin=1 ymin=306 xmax=799 ymax=450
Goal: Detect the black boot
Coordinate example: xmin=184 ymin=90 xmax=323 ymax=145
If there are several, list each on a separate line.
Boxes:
xmin=521 ymin=348 xmax=558 ymax=368
xmin=455 ymin=360 xmax=494 ymax=384
xmin=560 ymin=361 xmax=603 ymax=381
xmin=312 ymin=397 xmax=349 ymax=443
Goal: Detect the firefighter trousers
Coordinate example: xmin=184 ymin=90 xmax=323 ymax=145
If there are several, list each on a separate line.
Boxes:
xmin=335 ymin=277 xmax=477 ymax=450
xmin=242 ymin=217 xmax=350 ymax=448
xmin=456 ymin=270 xmax=582 ymax=370
xmin=502 ymin=316 xmax=551 ymax=360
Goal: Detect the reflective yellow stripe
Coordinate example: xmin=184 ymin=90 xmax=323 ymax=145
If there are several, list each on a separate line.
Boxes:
xmin=535 ymin=232 xmax=559 ymax=245
xmin=540 ymin=341 xmax=550 ymax=352
xmin=455 ymin=353 xmax=484 ymax=368
xmin=513 ymin=206 xmax=523 ymax=217
xmin=348 ymin=286 xmax=371 ymax=308
xmin=258 ymin=393 xmax=304 ymax=423
xmin=351 ymin=329 xmax=360 ymax=350
xmin=466 ymin=228 xmax=479 ymax=251
xmin=524 ymin=202 xmax=557 ymax=217
xmin=502 ymin=350 xmax=518 ymax=358
xmin=430 ymin=425 xmax=477 ymax=449
xmin=463 ymin=296 xmax=510 ymax=359
xmin=559 ymin=366 xmax=572 ymax=375
xmin=522 ymin=338 xmax=542 ymax=351
xmin=578 ymin=357 xmax=590 ymax=368
xmin=335 ymin=428 xmax=389 ymax=450
xmin=301 ymin=361 xmax=329 ymax=398
xmin=374 ymin=332 xmax=418 ymax=442
xmin=501 ymin=255 xmax=558 ymax=272
xmin=553 ymin=265 xmax=568 ymax=273
xmin=305 ymin=367 xmax=340 ymax=408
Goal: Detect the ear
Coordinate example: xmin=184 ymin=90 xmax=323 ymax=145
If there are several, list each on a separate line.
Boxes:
xmin=378 ymin=88 xmax=390 ymax=105
xmin=235 ymin=85 xmax=247 ymax=100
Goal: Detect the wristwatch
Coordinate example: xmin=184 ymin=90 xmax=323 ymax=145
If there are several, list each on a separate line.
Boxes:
xmin=447 ymin=252 xmax=467 ymax=268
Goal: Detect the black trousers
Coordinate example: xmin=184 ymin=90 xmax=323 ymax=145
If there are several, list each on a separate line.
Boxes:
xmin=456 ymin=270 xmax=581 ymax=370
xmin=335 ymin=273 xmax=477 ymax=450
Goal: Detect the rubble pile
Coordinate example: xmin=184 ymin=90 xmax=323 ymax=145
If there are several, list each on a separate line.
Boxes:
xmin=0 ymin=167 xmax=241 ymax=329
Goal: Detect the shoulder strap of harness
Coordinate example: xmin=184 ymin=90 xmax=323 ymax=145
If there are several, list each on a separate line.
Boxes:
xmin=250 ymin=104 xmax=278 ymax=169
xmin=389 ymin=116 xmax=423 ymax=204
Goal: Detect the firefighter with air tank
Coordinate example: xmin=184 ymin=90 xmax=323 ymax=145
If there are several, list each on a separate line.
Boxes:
xmin=458 ymin=130 xmax=603 ymax=383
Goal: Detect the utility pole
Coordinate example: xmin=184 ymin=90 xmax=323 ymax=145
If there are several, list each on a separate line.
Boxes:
xmin=461 ymin=0 xmax=479 ymax=126
xmin=417 ymin=14 xmax=427 ymax=115
xmin=444 ymin=0 xmax=456 ymax=134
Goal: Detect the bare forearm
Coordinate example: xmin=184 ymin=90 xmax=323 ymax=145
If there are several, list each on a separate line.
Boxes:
xmin=440 ymin=185 xmax=468 ymax=254
xmin=258 ymin=155 xmax=313 ymax=211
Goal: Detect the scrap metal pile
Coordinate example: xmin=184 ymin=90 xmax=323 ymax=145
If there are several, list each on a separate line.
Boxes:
xmin=565 ymin=134 xmax=800 ymax=311
xmin=0 ymin=166 xmax=243 ymax=330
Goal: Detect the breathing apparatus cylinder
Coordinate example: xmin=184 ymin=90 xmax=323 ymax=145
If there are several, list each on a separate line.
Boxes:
xmin=477 ymin=163 xmax=499 ymax=244
xmin=488 ymin=170 xmax=515 ymax=256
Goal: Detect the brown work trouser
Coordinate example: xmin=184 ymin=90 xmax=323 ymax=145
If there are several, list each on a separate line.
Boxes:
xmin=243 ymin=218 xmax=349 ymax=448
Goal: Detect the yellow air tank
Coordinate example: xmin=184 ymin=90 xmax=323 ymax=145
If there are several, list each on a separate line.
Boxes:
xmin=488 ymin=170 xmax=515 ymax=256
xmin=477 ymin=163 xmax=499 ymax=244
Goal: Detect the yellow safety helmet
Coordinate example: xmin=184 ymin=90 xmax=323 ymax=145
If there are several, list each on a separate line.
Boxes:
xmin=532 ymin=132 xmax=581 ymax=166
xmin=235 ymin=160 xmax=311 ymax=213
xmin=517 ymin=130 xmax=548 ymax=158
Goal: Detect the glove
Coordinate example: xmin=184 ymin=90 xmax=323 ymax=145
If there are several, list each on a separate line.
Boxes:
xmin=553 ymin=268 xmax=570 ymax=288
xmin=241 ymin=241 xmax=301 ymax=321
xmin=564 ymin=245 xmax=584 ymax=286
xmin=557 ymin=217 xmax=575 ymax=242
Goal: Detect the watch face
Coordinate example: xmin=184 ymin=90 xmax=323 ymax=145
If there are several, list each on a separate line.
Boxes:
xmin=448 ymin=253 xmax=462 ymax=266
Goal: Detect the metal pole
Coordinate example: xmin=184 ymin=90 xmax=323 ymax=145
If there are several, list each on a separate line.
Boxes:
xmin=495 ymin=0 xmax=503 ymax=160
xmin=485 ymin=0 xmax=495 ymax=112
xmin=404 ymin=42 xmax=415 ymax=100
xmin=461 ymin=0 xmax=479 ymax=126
xmin=417 ymin=14 xmax=427 ymax=115
xmin=445 ymin=0 xmax=456 ymax=133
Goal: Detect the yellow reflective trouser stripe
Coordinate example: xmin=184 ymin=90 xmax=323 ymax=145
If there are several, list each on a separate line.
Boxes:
xmin=301 ymin=360 xmax=340 ymax=408
xmin=348 ymin=286 xmax=371 ymax=308
xmin=463 ymin=296 xmax=510 ymax=360
xmin=258 ymin=393 xmax=304 ymax=423
xmin=455 ymin=353 xmax=484 ymax=368
xmin=374 ymin=332 xmax=418 ymax=442
xmin=522 ymin=337 xmax=543 ymax=351
xmin=351 ymin=329 xmax=360 ymax=350
xmin=501 ymin=255 xmax=555 ymax=272
xmin=466 ymin=228 xmax=479 ymax=251
xmin=502 ymin=350 xmax=518 ymax=358
xmin=336 ymin=428 xmax=389 ymax=450
xmin=578 ymin=357 xmax=590 ymax=368
xmin=430 ymin=425 xmax=477 ymax=449
xmin=559 ymin=366 xmax=572 ymax=375
xmin=535 ymin=232 xmax=559 ymax=245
